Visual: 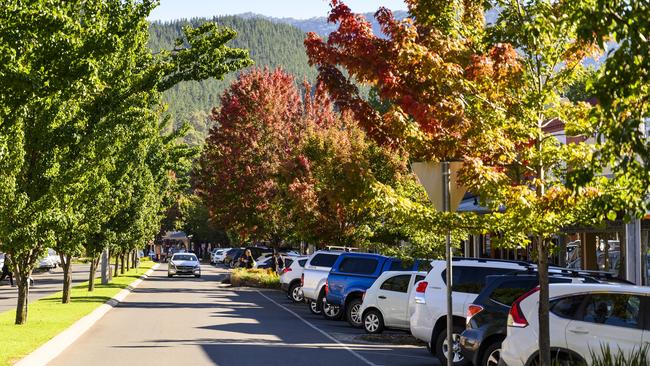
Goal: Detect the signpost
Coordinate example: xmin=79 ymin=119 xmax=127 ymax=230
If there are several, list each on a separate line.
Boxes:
xmin=412 ymin=161 xmax=466 ymax=366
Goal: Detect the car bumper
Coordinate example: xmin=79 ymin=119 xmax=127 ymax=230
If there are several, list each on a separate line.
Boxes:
xmin=409 ymin=303 xmax=434 ymax=344
xmin=459 ymin=329 xmax=483 ymax=366
xmin=169 ymin=268 xmax=201 ymax=275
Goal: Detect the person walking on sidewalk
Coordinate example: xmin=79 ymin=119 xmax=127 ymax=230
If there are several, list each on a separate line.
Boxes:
xmin=1 ymin=256 xmax=14 ymax=286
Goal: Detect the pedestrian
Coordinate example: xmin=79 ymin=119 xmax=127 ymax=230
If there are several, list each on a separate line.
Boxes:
xmin=270 ymin=250 xmax=284 ymax=273
xmin=1 ymin=256 xmax=14 ymax=287
xmin=239 ymin=249 xmax=255 ymax=269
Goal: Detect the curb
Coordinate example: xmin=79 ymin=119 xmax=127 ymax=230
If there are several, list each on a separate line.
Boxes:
xmin=15 ymin=263 xmax=160 ymax=366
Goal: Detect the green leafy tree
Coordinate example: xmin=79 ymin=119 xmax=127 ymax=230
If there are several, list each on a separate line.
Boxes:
xmin=0 ymin=0 xmax=251 ymax=323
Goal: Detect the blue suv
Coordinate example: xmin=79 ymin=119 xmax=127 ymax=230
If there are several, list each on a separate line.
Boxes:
xmin=325 ymin=252 xmax=419 ymax=327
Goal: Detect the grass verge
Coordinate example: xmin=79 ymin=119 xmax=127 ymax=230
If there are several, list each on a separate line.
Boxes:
xmin=0 ymin=261 xmax=155 ymax=366
xmin=230 ymin=268 xmax=280 ymax=289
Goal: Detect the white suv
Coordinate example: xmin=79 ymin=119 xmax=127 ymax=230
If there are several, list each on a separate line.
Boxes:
xmin=359 ymin=270 xmax=427 ymax=334
xmin=280 ymin=256 xmax=309 ymax=302
xmin=500 ymin=283 xmax=649 ymax=366
xmin=301 ymin=251 xmax=343 ymax=315
xmin=410 ymin=259 xmax=531 ymax=366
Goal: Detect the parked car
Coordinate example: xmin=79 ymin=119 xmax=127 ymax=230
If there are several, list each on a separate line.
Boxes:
xmin=302 ymin=250 xmax=344 ymax=315
xmin=359 ymin=270 xmax=427 ymax=334
xmin=0 ymin=252 xmax=5 ymax=269
xmin=223 ymin=248 xmax=243 ymax=267
xmin=211 ymin=248 xmax=230 ymax=264
xmin=256 ymin=255 xmax=296 ymax=270
xmin=168 ymin=253 xmax=201 ymax=278
xmin=410 ymin=258 xmax=532 ymax=366
xmin=326 ymin=252 xmax=421 ymax=326
xmin=38 ymin=249 xmax=61 ymax=269
xmin=500 ymin=283 xmax=649 ymax=366
xmin=459 ymin=270 xmax=624 ymax=366
xmin=280 ymin=256 xmax=309 ymax=302
xmin=244 ymin=246 xmax=272 ymax=262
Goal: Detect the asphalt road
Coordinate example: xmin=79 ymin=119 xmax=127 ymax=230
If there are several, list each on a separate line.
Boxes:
xmin=0 ymin=264 xmax=91 ymax=313
xmin=47 ymin=264 xmax=437 ymax=366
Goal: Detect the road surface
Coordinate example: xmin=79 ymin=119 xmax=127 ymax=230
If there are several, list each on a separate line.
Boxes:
xmin=47 ymin=264 xmax=436 ymax=366
xmin=0 ymin=264 xmax=90 ymax=313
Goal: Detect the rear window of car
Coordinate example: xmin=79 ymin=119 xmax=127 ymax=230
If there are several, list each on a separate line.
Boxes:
xmin=442 ymin=267 xmax=521 ymax=294
xmin=338 ymin=257 xmax=378 ymax=275
xmin=309 ymin=253 xmax=338 ymax=267
xmin=298 ymin=259 xmax=308 ymax=267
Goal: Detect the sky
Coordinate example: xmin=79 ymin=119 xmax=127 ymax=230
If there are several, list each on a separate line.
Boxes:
xmin=149 ymin=0 xmax=408 ymax=21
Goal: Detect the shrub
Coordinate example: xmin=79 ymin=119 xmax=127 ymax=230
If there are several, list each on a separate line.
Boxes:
xmin=230 ymin=268 xmax=280 ymax=289
xmin=589 ymin=344 xmax=649 ymax=366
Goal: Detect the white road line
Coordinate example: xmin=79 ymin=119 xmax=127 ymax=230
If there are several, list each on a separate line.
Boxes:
xmin=256 ymin=290 xmax=379 ymax=366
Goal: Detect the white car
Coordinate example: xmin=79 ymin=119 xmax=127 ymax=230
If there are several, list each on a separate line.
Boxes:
xmin=211 ymin=248 xmax=230 ymax=264
xmin=38 ymin=249 xmax=61 ymax=269
xmin=410 ymin=259 xmax=531 ymax=366
xmin=301 ymin=251 xmax=344 ymax=315
xmin=500 ymin=283 xmax=649 ymax=366
xmin=168 ymin=253 xmax=201 ymax=278
xmin=359 ymin=270 xmax=427 ymax=334
xmin=280 ymin=256 xmax=309 ymax=302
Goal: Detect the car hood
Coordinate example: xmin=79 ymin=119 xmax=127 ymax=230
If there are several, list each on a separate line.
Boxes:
xmin=170 ymin=260 xmax=198 ymax=266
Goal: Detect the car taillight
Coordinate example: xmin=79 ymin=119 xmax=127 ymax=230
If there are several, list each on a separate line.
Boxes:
xmin=324 ymin=280 xmax=328 ymax=295
xmin=281 ymin=267 xmax=292 ymax=275
xmin=301 ymin=274 xmax=304 ymax=286
xmin=415 ymin=281 xmax=428 ymax=293
xmin=466 ymin=304 xmax=484 ymax=326
xmin=507 ymin=287 xmax=539 ymax=328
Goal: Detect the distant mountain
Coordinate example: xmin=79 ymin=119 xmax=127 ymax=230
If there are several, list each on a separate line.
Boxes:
xmin=236 ymin=10 xmax=410 ymax=37
xmin=149 ymin=16 xmax=318 ymax=145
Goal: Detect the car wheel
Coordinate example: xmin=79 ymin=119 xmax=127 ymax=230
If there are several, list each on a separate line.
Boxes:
xmin=346 ymin=298 xmax=363 ymax=328
xmin=481 ymin=341 xmax=502 ymax=366
xmin=288 ymin=282 xmax=303 ymax=303
xmin=319 ymin=294 xmax=342 ymax=320
xmin=168 ymin=273 xmax=173 ymax=278
xmin=363 ymin=309 xmax=384 ymax=334
xmin=195 ymin=274 xmax=201 ymax=278
xmin=308 ymin=300 xmax=322 ymax=315
xmin=435 ymin=324 xmax=469 ymax=366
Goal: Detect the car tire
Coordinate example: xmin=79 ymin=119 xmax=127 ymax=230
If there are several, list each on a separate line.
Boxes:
xmin=346 ymin=298 xmax=363 ymax=328
xmin=435 ymin=324 xmax=469 ymax=366
xmin=288 ymin=282 xmax=303 ymax=303
xmin=168 ymin=274 xmax=173 ymax=278
xmin=195 ymin=274 xmax=201 ymax=278
xmin=308 ymin=300 xmax=322 ymax=315
xmin=362 ymin=309 xmax=384 ymax=334
xmin=319 ymin=294 xmax=342 ymax=320
xmin=481 ymin=341 xmax=502 ymax=366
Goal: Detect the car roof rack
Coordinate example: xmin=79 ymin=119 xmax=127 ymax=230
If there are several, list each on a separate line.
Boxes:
xmin=450 ymin=257 xmax=535 ymax=267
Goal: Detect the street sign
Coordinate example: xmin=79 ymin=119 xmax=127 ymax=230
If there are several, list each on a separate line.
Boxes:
xmin=411 ymin=161 xmax=467 ymax=211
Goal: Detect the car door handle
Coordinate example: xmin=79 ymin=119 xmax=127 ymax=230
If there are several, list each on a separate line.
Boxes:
xmin=568 ymin=328 xmax=589 ymax=334
xmin=378 ymin=296 xmax=387 ymax=299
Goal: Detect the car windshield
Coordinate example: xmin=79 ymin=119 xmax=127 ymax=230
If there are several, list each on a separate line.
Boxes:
xmin=173 ymin=255 xmax=197 ymax=261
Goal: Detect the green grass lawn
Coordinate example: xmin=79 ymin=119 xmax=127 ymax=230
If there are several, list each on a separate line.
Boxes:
xmin=0 ymin=261 xmax=155 ymax=366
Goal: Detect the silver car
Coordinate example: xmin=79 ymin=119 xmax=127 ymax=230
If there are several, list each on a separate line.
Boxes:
xmin=168 ymin=253 xmax=201 ymax=278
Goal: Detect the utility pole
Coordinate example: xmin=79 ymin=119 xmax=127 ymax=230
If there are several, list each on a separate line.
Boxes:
xmin=442 ymin=161 xmax=453 ymax=366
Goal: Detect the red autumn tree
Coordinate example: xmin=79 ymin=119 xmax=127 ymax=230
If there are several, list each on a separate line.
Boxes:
xmin=195 ymin=68 xmax=306 ymax=243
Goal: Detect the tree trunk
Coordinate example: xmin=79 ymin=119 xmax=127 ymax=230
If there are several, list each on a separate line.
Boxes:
xmin=15 ymin=274 xmax=29 ymax=324
xmin=132 ymin=250 xmax=137 ymax=269
xmin=114 ymin=255 xmax=119 ymax=277
xmin=120 ymin=254 xmax=125 ymax=274
xmin=537 ymin=239 xmax=551 ymax=366
xmin=88 ymin=256 xmax=100 ymax=292
xmin=61 ymin=254 xmax=72 ymax=304
xmin=125 ymin=252 xmax=130 ymax=272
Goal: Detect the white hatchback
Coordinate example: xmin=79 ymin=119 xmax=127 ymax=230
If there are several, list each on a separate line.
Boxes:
xmin=359 ymin=270 xmax=427 ymax=334
xmin=500 ymin=283 xmax=650 ymax=366
xmin=168 ymin=253 xmax=201 ymax=278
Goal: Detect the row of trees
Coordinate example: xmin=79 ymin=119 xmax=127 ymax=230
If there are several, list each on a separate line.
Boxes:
xmin=0 ymin=0 xmax=252 ymax=325
xmin=300 ymin=1 xmax=649 ymax=365
xmin=194 ymin=68 xmax=450 ymax=257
